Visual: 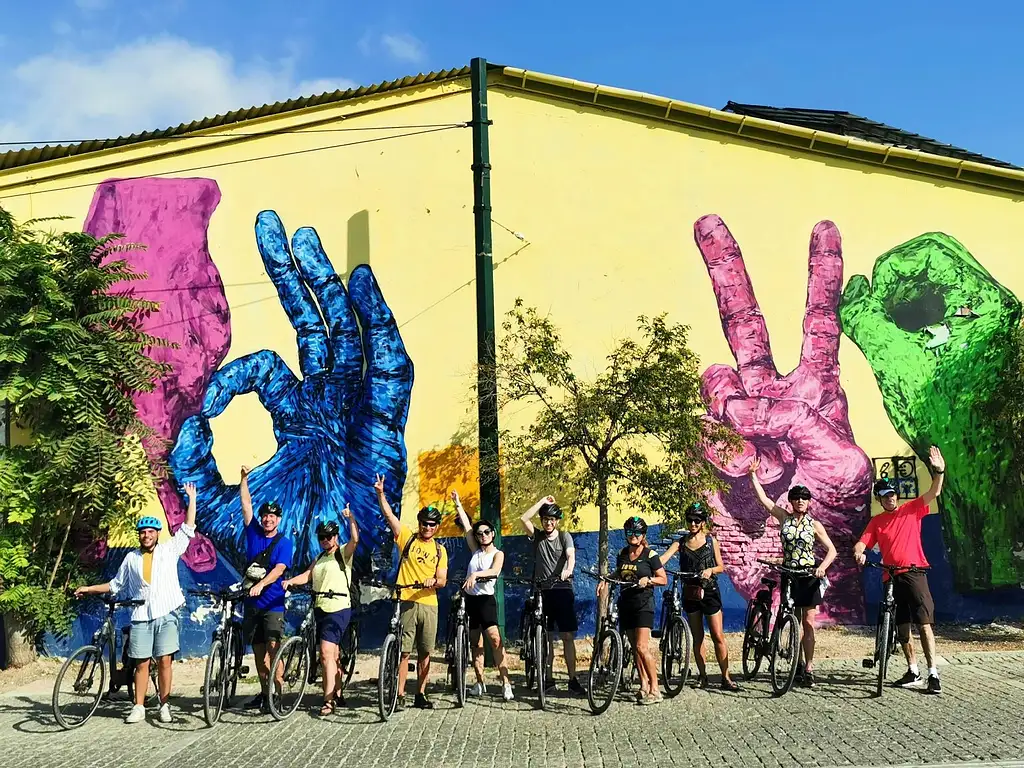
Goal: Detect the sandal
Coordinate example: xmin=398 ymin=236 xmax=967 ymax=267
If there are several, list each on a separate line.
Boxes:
xmin=720 ymin=678 xmax=740 ymax=693
xmin=319 ymin=700 xmax=336 ymax=717
xmin=693 ymin=675 xmax=709 ymax=690
xmin=334 ymin=690 xmax=346 ymax=708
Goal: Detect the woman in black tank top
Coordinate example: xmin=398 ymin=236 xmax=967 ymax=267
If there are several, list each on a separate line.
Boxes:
xmin=659 ymin=502 xmax=739 ymax=692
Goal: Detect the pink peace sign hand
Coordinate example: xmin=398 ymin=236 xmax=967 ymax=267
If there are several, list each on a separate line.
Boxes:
xmin=693 ymin=215 xmax=871 ymax=623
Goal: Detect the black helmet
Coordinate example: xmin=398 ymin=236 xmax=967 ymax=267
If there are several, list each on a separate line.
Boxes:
xmin=538 ymin=502 xmax=563 ymax=520
xmin=873 ymin=478 xmax=898 ymax=497
xmin=624 ymin=516 xmax=648 ymax=536
xmin=787 ymin=485 xmax=812 ymax=502
xmin=685 ymin=502 xmax=710 ymax=522
xmin=417 ymin=505 xmax=442 ymax=525
xmin=258 ymin=500 xmax=283 ymax=518
xmin=316 ymin=520 xmax=339 ymax=539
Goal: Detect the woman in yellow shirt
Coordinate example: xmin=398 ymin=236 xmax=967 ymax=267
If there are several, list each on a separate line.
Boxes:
xmin=283 ymin=505 xmax=358 ymax=715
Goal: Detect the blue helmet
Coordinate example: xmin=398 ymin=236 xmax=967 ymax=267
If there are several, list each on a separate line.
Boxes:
xmin=136 ymin=516 xmax=162 ymax=532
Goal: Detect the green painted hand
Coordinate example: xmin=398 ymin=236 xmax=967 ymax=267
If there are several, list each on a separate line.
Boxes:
xmin=839 ymin=232 xmax=1024 ymax=591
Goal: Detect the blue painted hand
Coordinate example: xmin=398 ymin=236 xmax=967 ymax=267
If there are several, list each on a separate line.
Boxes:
xmin=170 ymin=211 xmax=414 ymax=569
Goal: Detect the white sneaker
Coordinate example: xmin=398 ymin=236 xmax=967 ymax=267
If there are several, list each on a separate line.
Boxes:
xmin=124 ymin=704 xmax=146 ymax=724
xmin=502 ymin=682 xmax=514 ymax=702
xmin=469 ymin=682 xmax=486 ymax=697
xmin=158 ymin=702 xmax=172 ymax=723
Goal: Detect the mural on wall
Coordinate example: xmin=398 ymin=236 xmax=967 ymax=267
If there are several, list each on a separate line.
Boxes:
xmin=839 ymin=233 xmax=1024 ymax=592
xmin=84 ymin=177 xmax=413 ymax=583
xmin=692 ymin=214 xmax=872 ymax=623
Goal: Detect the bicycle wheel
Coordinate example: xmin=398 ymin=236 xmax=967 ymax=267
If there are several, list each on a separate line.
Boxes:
xmin=769 ymin=613 xmax=801 ymax=696
xmin=268 ymin=635 xmax=309 ymax=720
xmin=742 ymin=602 xmax=769 ymax=680
xmin=342 ymin=621 xmax=358 ymax=686
xmin=533 ymin=623 xmax=548 ymax=710
xmin=875 ymin=609 xmax=892 ymax=697
xmin=53 ymin=645 xmax=106 ymax=729
xmin=227 ymin=627 xmax=243 ymax=705
xmin=377 ymin=633 xmax=401 ymax=722
xmin=587 ymin=629 xmax=623 ymax=715
xmin=661 ymin=617 xmax=692 ymax=697
xmin=202 ymin=638 xmax=227 ymax=727
xmin=454 ymin=624 xmax=469 ymax=707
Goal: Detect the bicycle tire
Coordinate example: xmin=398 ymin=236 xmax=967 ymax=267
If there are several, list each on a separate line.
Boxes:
xmin=202 ymin=638 xmax=227 ymax=727
xmin=454 ymin=623 xmax=469 ymax=707
xmin=378 ymin=633 xmax=401 ymax=722
xmin=53 ymin=645 xmax=106 ymax=729
xmin=769 ymin=613 xmax=801 ymax=696
xmin=268 ymin=635 xmax=309 ymax=720
xmin=533 ymin=623 xmax=547 ymax=710
xmin=742 ymin=602 xmax=769 ymax=680
xmin=661 ymin=617 xmax=692 ymax=697
xmin=227 ymin=626 xmax=243 ymax=705
xmin=876 ymin=608 xmax=892 ymax=697
xmin=587 ymin=629 xmax=623 ymax=715
xmin=342 ymin=620 xmax=358 ymax=686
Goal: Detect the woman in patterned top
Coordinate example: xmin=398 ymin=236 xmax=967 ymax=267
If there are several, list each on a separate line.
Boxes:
xmin=747 ymin=457 xmax=837 ymax=688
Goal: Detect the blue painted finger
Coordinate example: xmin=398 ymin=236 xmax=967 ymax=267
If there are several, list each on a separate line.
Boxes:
xmin=255 ymin=211 xmax=329 ymax=377
xmin=290 ymin=227 xmax=362 ymax=402
xmin=200 ymin=350 xmax=300 ymax=420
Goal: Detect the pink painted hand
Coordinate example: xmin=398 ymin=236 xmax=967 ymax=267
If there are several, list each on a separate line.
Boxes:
xmin=693 ymin=214 xmax=871 ymax=622
xmin=84 ymin=178 xmax=231 ymax=572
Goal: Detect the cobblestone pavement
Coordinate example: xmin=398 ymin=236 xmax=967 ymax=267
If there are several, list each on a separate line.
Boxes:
xmin=2 ymin=650 xmax=1023 ymax=768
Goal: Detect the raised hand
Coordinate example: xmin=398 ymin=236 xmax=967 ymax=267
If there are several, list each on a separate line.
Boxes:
xmin=84 ymin=178 xmax=231 ymax=572
xmin=693 ymin=214 xmax=871 ymax=622
xmin=839 ymin=232 xmax=1024 ymax=590
xmin=170 ymin=211 xmax=414 ymax=570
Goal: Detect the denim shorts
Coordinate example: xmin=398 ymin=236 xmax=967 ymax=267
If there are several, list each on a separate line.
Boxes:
xmin=129 ymin=611 xmax=180 ymax=659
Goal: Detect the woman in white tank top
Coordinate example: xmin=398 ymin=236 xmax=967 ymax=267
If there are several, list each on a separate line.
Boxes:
xmin=453 ymin=491 xmax=514 ymax=701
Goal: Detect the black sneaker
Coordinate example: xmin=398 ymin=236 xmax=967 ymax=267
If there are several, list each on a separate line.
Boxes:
xmin=926 ymin=674 xmax=942 ymax=694
xmin=891 ymin=669 xmax=922 ymax=688
xmin=544 ymin=678 xmax=557 ymax=692
xmin=795 ymin=661 xmax=806 ymax=681
xmin=801 ymin=671 xmax=816 ymax=689
xmin=413 ymin=693 xmax=434 ymax=709
xmin=244 ymin=693 xmax=265 ymax=710
xmin=568 ymin=677 xmax=585 ymax=695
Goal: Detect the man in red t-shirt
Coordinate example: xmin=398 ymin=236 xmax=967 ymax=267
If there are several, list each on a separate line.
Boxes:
xmin=854 ymin=445 xmax=946 ymax=694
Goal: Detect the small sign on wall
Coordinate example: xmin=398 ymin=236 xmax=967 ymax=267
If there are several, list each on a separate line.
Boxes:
xmin=871 ymin=455 xmax=919 ymax=500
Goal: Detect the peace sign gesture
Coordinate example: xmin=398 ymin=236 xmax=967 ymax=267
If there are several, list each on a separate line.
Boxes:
xmin=693 ymin=214 xmax=870 ymax=622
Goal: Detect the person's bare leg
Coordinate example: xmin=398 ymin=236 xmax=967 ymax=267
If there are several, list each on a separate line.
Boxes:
xmin=157 ymin=655 xmax=172 ymax=704
xmin=687 ymin=612 xmax=708 ymax=681
xmin=417 ymin=651 xmax=431 ymax=693
xmin=636 ymin=628 xmax=658 ymax=692
xmin=133 ymin=659 xmax=150 ymax=707
xmin=485 ymin=626 xmax=511 ymax=687
xmin=801 ymin=607 xmax=817 ymax=671
xmin=898 ymin=623 xmax=918 ymax=669
xmin=706 ymin=611 xmax=733 ymax=682
xmin=562 ymin=632 xmax=577 ymax=679
xmin=919 ymin=624 xmax=938 ymax=670
xmin=398 ymin=652 xmax=411 ymax=698
xmin=253 ymin=642 xmax=269 ymax=695
xmin=471 ymin=629 xmax=486 ymax=686
xmin=320 ymin=639 xmax=339 ymax=704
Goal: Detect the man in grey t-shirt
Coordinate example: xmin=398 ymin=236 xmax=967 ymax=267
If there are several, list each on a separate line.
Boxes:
xmin=520 ymin=496 xmax=583 ymax=695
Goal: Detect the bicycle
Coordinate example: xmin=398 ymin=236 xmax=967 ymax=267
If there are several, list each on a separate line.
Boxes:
xmin=583 ymin=570 xmax=640 ymax=715
xmin=52 ymin=597 xmax=159 ymax=729
xmin=740 ymin=559 xmax=813 ymax=696
xmin=189 ymin=587 xmax=247 ymax=726
xmin=861 ymin=562 xmax=929 ymax=697
xmin=443 ymin=573 xmax=495 ymax=707
xmin=364 ymin=579 xmax=425 ymax=722
xmin=505 ymin=576 xmax=559 ymax=711
xmin=655 ymin=568 xmax=697 ymax=696
xmin=268 ymin=587 xmax=348 ymax=720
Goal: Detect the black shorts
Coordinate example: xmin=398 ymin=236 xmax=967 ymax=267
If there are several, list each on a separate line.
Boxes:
xmin=243 ymin=608 xmax=284 ymax=646
xmin=788 ymin=575 xmax=824 ymax=609
xmin=618 ymin=606 xmax=655 ymax=631
xmin=465 ymin=594 xmax=499 ymax=630
xmin=684 ymin=590 xmax=723 ymax=617
xmin=893 ymin=571 xmax=935 ymax=626
xmin=541 ymin=588 xmax=578 ymax=633
xmin=315 ymin=608 xmax=352 ymax=645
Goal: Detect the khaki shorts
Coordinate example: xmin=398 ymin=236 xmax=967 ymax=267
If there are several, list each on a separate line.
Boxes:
xmin=400 ymin=601 xmax=438 ymax=656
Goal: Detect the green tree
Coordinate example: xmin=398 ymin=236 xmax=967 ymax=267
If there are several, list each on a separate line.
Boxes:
xmin=0 ymin=208 xmax=170 ymax=667
xmin=493 ymin=300 xmax=738 ymax=574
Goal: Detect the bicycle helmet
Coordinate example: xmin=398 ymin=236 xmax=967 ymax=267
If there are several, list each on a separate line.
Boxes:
xmin=624 ymin=516 xmax=648 ymax=536
xmin=136 ymin=516 xmax=162 ymax=532
xmin=684 ymin=502 xmax=710 ymax=523
xmin=873 ymin=478 xmax=898 ymax=497
xmin=538 ymin=502 xmax=563 ymax=519
xmin=787 ymin=485 xmax=812 ymax=502
xmin=417 ymin=505 xmax=442 ymax=525
xmin=258 ymin=500 xmax=283 ymax=518
xmin=316 ymin=520 xmax=339 ymax=539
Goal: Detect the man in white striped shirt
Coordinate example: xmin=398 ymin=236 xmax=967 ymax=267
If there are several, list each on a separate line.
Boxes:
xmin=75 ymin=482 xmax=198 ymax=724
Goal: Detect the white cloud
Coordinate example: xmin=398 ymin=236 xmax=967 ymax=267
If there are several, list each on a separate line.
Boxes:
xmin=52 ymin=19 xmax=73 ymax=35
xmin=381 ymin=33 xmax=425 ymax=64
xmin=0 ymin=36 xmax=358 ymax=146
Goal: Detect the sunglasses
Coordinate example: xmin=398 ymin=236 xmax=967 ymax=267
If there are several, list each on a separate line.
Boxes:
xmin=686 ymin=518 xmax=703 ymax=525
xmin=626 ymin=531 xmax=643 ymax=538
xmin=419 ymin=521 xmax=438 ymax=528
xmin=474 ymin=528 xmax=493 ymax=537
xmin=317 ymin=534 xmax=334 ymax=541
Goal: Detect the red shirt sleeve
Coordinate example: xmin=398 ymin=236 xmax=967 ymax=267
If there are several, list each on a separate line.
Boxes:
xmin=858 ymin=517 xmax=878 ymax=549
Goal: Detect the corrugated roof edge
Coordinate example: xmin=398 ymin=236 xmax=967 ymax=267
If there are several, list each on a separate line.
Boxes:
xmin=492 ymin=67 xmax=1024 ymax=197
xmin=0 ymin=64 xmax=479 ymax=172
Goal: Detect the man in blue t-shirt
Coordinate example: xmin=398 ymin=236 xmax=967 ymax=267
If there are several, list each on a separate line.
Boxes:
xmin=238 ymin=466 xmax=293 ymax=710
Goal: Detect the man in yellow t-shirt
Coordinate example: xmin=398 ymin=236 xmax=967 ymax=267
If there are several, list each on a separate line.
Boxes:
xmin=374 ymin=474 xmax=449 ymax=710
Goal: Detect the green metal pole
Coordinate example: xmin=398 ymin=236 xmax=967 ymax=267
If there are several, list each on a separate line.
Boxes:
xmin=470 ymin=57 xmax=505 ymax=651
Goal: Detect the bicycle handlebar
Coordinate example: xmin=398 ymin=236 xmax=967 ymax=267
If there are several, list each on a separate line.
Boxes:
xmin=451 ymin=573 xmax=496 ymax=583
xmin=189 ymin=588 xmax=247 ymax=602
xmin=362 ymin=580 xmax=427 ymax=592
xmin=666 ymin=569 xmax=704 ymax=579
xmin=581 ymin=569 xmax=647 ymax=587
xmin=864 ymin=562 xmax=929 ymax=574
xmin=503 ymin=576 xmax=562 ymax=590
xmin=105 ymin=598 xmax=145 ymax=609
xmin=756 ymin=559 xmax=815 ymax=577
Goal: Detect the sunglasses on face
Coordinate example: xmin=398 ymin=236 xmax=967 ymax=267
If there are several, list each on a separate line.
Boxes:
xmin=474 ymin=528 xmax=493 ymax=537
xmin=318 ymin=534 xmax=333 ymax=541
xmin=626 ymin=531 xmax=642 ymax=538
xmin=420 ymin=521 xmax=438 ymax=528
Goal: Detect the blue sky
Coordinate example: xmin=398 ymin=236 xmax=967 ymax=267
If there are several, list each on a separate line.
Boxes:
xmin=1 ymin=0 xmax=1022 ymax=165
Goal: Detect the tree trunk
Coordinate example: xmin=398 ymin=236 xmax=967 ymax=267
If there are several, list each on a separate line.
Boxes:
xmin=597 ymin=475 xmax=610 ymax=615
xmin=46 ymin=508 xmax=76 ymax=590
xmin=2 ymin=612 xmax=38 ymax=669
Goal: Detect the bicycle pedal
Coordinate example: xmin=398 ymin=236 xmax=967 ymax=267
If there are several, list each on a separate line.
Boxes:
xmin=862 ymin=659 xmax=875 ymax=669
xmin=239 ymin=665 xmax=250 ymax=675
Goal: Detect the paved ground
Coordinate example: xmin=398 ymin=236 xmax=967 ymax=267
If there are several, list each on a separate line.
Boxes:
xmin=2 ymin=650 xmax=1023 ymax=768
